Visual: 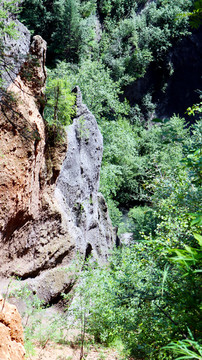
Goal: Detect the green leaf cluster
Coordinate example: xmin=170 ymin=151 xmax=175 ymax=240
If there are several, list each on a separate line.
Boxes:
xmin=66 ymin=110 xmax=201 ymax=359
xmin=19 ymin=0 xmax=193 ymax=86
xmin=11 ymin=0 xmax=202 ymax=358
xmin=19 ymin=0 xmax=98 ymax=63
xmin=44 ymin=67 xmax=76 ymax=141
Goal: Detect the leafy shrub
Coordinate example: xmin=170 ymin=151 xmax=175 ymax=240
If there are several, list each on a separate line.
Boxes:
xmin=20 ymin=0 xmax=93 ymax=63
xmin=128 ymin=206 xmax=157 ymax=238
xmin=69 ymin=210 xmax=201 ymax=358
xmin=44 ymin=67 xmax=76 ymax=141
xmin=165 ymin=336 xmax=202 ymax=360
xmin=51 ymin=59 xmax=129 ymax=122
xmin=101 ymin=0 xmax=192 ymax=85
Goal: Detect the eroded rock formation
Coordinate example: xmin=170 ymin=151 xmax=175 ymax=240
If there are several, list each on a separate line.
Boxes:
xmin=0 ymin=16 xmax=31 ymax=94
xmin=0 ymin=31 xmax=114 ymax=303
xmin=0 ymin=295 xmax=25 ymax=360
xmin=56 ymin=86 xmax=113 ymax=261
xmin=23 ymin=87 xmax=114 ymax=304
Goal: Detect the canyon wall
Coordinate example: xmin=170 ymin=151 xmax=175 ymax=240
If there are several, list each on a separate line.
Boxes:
xmin=0 ymin=29 xmax=114 ymax=303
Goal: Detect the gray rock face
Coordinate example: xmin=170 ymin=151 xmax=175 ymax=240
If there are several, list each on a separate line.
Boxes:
xmin=22 ymin=88 xmax=114 ymax=303
xmin=0 ymin=18 xmax=31 ymax=92
xmin=119 ymin=233 xmax=134 ymax=246
xmin=56 ymin=87 xmax=114 ymax=261
xmin=0 ymin=12 xmax=114 ymax=303
xmin=0 ymin=79 xmax=114 ymax=303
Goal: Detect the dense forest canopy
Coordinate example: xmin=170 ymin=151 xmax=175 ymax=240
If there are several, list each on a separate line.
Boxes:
xmin=1 ymin=0 xmax=202 ymax=359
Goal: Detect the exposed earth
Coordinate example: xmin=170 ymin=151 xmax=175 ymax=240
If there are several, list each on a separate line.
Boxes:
xmin=30 ymin=341 xmax=119 ymax=360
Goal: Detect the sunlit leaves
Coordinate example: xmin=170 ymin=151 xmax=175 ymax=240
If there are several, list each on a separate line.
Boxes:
xmin=44 ymin=69 xmax=76 ymax=135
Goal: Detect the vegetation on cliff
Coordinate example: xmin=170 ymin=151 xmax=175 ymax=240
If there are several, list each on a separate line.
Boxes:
xmin=0 ymin=0 xmax=19 ymax=96
xmin=1 ymin=0 xmax=201 ymax=358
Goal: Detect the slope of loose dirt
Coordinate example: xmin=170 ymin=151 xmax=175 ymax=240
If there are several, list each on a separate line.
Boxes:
xmin=30 ymin=341 xmax=119 ymax=360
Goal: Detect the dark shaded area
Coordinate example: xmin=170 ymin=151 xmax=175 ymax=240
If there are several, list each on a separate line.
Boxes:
xmin=3 ymin=211 xmax=32 ymax=241
xmin=47 ymin=281 xmax=75 ymax=307
xmin=85 ymin=243 xmax=92 ymax=260
xmin=115 ymin=226 xmax=121 ymax=248
xmin=124 ymin=28 xmax=202 ymax=122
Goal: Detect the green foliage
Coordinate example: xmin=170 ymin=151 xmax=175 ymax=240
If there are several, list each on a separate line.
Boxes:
xmin=101 ymin=0 xmax=192 ymax=85
xmin=166 ymin=231 xmax=202 ymax=273
xmin=18 ymin=0 xmax=48 ymax=34
xmin=178 ymin=0 xmax=202 ymax=29
xmin=51 ymin=0 xmax=82 ymax=62
xmin=97 ymin=0 xmax=138 ymax=21
xmin=99 ymin=114 xmax=193 ymax=226
xmin=8 ymin=283 xmax=45 ymax=355
xmin=182 ymin=147 xmax=202 ymax=187
xmin=101 ymin=17 xmax=153 ymax=84
xmin=0 ymin=0 xmax=19 ymax=39
xmin=163 ymin=225 xmax=202 ymax=359
xmin=99 ymin=118 xmax=138 ymax=202
xmin=14 ymin=0 xmax=202 ymax=358
xmin=64 ymin=107 xmax=201 ymax=359
xmin=187 ymin=101 xmax=202 ymax=115
xmin=105 ymin=198 xmax=122 ymax=226
xmin=68 ymin=245 xmax=172 ymax=358
xmin=19 ymin=0 xmax=193 ymax=84
xmin=189 ymin=0 xmax=202 ymax=28
xmin=19 ymin=0 xmax=98 ymax=63
xmin=128 ymin=206 xmax=157 ymax=238
xmin=164 ymin=336 xmax=202 ymax=360
xmin=100 ymin=119 xmax=138 ymax=207
xmin=51 ymin=59 xmax=129 ymax=122
xmin=149 ymin=121 xmax=201 ymax=249
xmin=44 ymin=67 xmax=76 ymax=141
xmin=69 ymin=210 xmax=201 ymax=359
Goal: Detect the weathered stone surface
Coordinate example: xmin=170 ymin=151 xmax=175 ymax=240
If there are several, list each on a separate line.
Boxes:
xmin=119 ymin=232 xmax=133 ymax=246
xmin=56 ymin=87 xmax=114 ymax=262
xmin=0 ymin=34 xmax=114 ymax=303
xmin=0 ymin=295 xmax=25 ymax=360
xmin=24 ymin=88 xmax=115 ymax=303
xmin=0 ymin=17 xmax=31 ymax=93
xmin=0 ymin=36 xmax=47 ymax=247
xmin=0 ymin=35 xmax=72 ymax=286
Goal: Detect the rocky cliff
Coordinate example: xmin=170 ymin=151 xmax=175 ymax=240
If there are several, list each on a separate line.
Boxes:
xmin=0 ymin=295 xmax=25 ymax=360
xmin=0 ymin=29 xmax=114 ymax=303
xmin=0 ymin=9 xmax=31 ymax=95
